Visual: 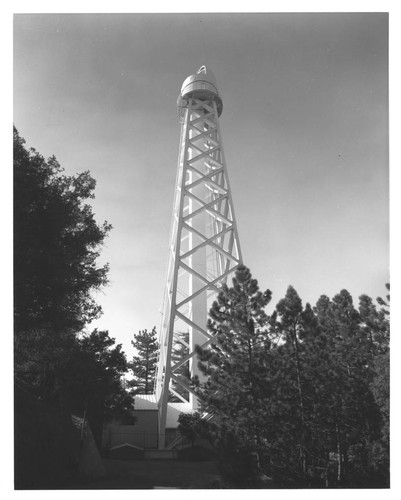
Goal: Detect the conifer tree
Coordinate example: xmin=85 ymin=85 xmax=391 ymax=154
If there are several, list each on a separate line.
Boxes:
xmin=358 ymin=285 xmax=390 ymax=486
xmin=191 ymin=266 xmax=389 ymax=487
xmin=359 ymin=286 xmax=389 ymax=354
xmin=194 ymin=265 xmax=272 ymax=486
xmin=129 ymin=327 xmax=159 ymax=395
xmin=269 ymin=287 xmax=385 ymax=486
xmin=271 ymin=286 xmax=313 ymax=478
xmin=312 ymin=290 xmax=382 ymax=485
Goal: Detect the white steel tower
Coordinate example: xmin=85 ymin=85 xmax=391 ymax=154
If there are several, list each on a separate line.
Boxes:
xmin=155 ymin=66 xmax=242 ymax=449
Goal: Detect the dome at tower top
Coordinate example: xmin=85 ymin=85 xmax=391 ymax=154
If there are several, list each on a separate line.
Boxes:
xmin=181 ymin=65 xmax=218 ymax=93
xmin=178 ymin=65 xmax=223 ymax=117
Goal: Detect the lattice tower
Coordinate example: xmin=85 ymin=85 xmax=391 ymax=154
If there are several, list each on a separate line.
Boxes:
xmin=155 ymin=66 xmax=242 ymax=448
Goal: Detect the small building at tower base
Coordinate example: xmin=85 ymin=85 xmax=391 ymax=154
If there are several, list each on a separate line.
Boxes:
xmin=103 ymin=395 xmax=194 ymax=454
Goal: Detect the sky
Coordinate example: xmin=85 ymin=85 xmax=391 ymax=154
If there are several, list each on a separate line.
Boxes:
xmin=13 ymin=12 xmax=389 ymax=358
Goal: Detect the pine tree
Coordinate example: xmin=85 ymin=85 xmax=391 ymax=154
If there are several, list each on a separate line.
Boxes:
xmin=271 ymin=286 xmax=314 ymax=479
xmin=269 ymin=287 xmax=385 ymax=486
xmin=177 ymin=411 xmax=206 ymax=447
xmin=129 ymin=327 xmax=159 ymax=395
xmin=312 ymin=290 xmax=382 ymax=485
xmin=194 ymin=265 xmax=272 ymax=486
xmin=359 ymin=285 xmax=389 ymax=354
xmin=358 ymin=285 xmax=390 ymax=486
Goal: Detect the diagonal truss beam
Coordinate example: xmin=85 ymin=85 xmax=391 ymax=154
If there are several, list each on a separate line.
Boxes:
xmin=171 ymin=338 xmax=213 ymax=373
xmin=185 ymin=165 xmax=225 ymax=190
xmin=180 ymin=228 xmax=240 ymax=268
xmin=180 ymin=223 xmax=234 ymax=260
xmin=186 ymin=167 xmax=227 ymax=194
xmin=176 ymin=262 xmax=241 ymax=310
xmin=183 ymin=195 xmax=232 ymax=227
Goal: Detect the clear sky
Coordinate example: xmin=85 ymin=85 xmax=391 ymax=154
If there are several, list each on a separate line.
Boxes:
xmin=13 ymin=12 xmax=389 ymax=357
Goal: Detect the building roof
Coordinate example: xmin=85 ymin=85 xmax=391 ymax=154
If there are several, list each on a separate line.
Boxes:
xmin=133 ymin=396 xmax=193 ymax=429
xmin=134 ymin=394 xmax=158 ymax=410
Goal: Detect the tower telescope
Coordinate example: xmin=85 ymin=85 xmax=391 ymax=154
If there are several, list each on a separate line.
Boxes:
xmin=155 ymin=66 xmax=242 ymax=449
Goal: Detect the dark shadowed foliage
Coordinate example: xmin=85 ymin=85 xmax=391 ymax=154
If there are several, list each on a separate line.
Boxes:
xmin=13 ymin=128 xmax=134 ymax=487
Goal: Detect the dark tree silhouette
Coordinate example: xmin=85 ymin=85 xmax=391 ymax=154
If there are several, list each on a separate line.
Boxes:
xmin=14 ymin=127 xmax=112 ymax=395
xmin=13 ymin=127 xmax=134 ymax=487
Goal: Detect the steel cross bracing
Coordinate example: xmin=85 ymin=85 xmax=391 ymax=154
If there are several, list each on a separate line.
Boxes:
xmin=155 ymin=97 xmax=242 ymax=448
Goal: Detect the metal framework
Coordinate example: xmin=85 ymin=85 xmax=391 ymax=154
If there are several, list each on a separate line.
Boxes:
xmin=155 ymin=67 xmax=242 ymax=448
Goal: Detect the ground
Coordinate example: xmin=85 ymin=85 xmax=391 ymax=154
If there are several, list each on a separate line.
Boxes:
xmin=63 ymin=458 xmax=222 ymax=489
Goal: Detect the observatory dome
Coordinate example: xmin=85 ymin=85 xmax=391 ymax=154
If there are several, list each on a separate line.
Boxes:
xmin=177 ymin=66 xmax=223 ymax=117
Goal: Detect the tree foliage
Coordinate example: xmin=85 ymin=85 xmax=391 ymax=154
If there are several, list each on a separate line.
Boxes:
xmin=63 ymin=330 xmax=132 ymax=419
xmin=14 ymin=126 xmax=111 ymax=336
xmin=194 ymin=265 xmax=272 ymax=486
xmin=193 ymin=265 xmax=389 ymax=488
xmin=129 ymin=327 xmax=159 ymax=395
xmin=13 ymin=127 xmax=133 ymax=434
xmin=177 ymin=411 xmax=206 ymax=447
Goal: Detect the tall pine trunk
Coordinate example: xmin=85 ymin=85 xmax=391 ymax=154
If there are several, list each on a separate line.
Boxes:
xmin=292 ymin=325 xmax=307 ymax=478
xmin=335 ymin=422 xmax=342 ymax=483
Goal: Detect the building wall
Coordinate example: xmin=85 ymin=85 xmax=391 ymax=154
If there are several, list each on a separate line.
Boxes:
xmin=103 ymin=410 xmax=159 ymax=450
